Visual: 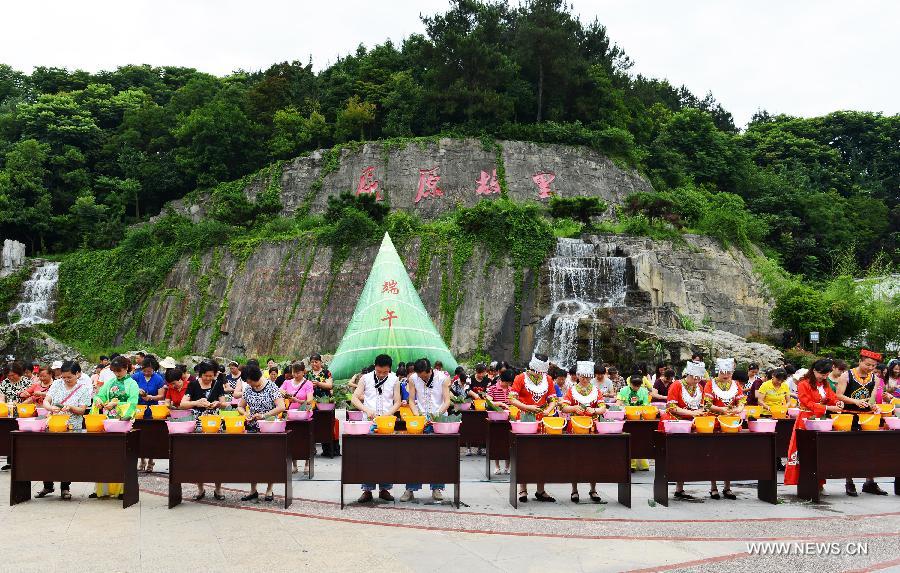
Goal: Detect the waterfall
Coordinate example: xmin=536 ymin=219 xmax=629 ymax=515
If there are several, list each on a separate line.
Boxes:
xmin=11 ymin=262 xmax=59 ymax=326
xmin=536 ymin=238 xmax=626 ymax=367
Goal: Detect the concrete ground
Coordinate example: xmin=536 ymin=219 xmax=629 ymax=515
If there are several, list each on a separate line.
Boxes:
xmin=1 ymin=452 xmax=897 ymax=573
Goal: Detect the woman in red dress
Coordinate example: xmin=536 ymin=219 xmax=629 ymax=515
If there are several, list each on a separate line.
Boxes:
xmin=561 ymin=361 xmax=607 ymax=504
xmin=702 ymin=357 xmax=745 ymax=500
xmin=784 ymin=359 xmax=844 ymax=490
xmin=660 ymin=360 xmax=708 ymax=500
xmin=508 ymin=353 xmax=559 ymax=503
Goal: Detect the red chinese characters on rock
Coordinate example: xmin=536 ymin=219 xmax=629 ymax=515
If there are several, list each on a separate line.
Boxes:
xmin=475 ymin=169 xmax=501 ymax=196
xmin=381 ymin=280 xmax=399 ymax=295
xmin=357 ymin=166 xmax=381 ymax=200
xmin=414 ymin=167 xmax=443 ymax=203
xmin=532 ymin=172 xmax=556 ymax=199
xmin=381 ymin=309 xmax=398 ymax=328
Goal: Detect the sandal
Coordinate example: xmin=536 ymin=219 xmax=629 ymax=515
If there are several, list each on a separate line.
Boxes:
xmin=673 ymin=491 xmax=695 ymax=500
xmin=589 ymin=491 xmax=606 ymax=504
xmin=61 ymin=491 xmax=72 ymax=500
xmin=494 ymin=468 xmax=503 ymax=476
xmin=137 ymin=461 xmax=146 ymax=472
xmin=534 ymin=491 xmax=556 ymax=502
xmin=240 ymin=492 xmax=259 ymax=502
xmin=36 ymin=488 xmax=54 ymax=498
xmin=709 ymin=491 xmax=721 ymax=500
xmin=723 ymin=490 xmax=736 ymax=500
xmin=570 ymin=492 xmax=580 ymax=503
xmin=213 ymin=492 xmax=226 ymax=501
xmin=146 ymin=462 xmax=155 ymax=473
xmin=193 ymin=491 xmax=206 ymax=501
xmin=264 ymin=494 xmax=274 ymax=502
xmin=518 ymin=492 xmax=528 ymax=503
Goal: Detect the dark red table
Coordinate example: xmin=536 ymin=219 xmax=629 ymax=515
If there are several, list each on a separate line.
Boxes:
xmin=168 ymin=432 xmax=293 ymax=509
xmin=285 ymin=419 xmax=315 ymax=478
xmin=460 ymin=410 xmax=487 ymax=449
xmin=623 ymin=420 xmax=658 ymax=458
xmin=653 ymin=431 xmax=777 ymax=506
xmin=313 ymin=408 xmax=336 ymax=457
xmin=776 ymin=418 xmax=794 ymax=458
xmin=0 ymin=417 xmax=15 ymax=457
xmin=796 ymin=429 xmax=900 ymax=502
xmin=133 ymin=419 xmax=170 ymax=459
xmin=509 ymin=433 xmax=631 ymax=508
xmin=341 ymin=433 xmax=460 ymax=508
xmin=10 ymin=430 xmax=139 ymax=508
xmin=485 ymin=420 xmax=511 ymax=479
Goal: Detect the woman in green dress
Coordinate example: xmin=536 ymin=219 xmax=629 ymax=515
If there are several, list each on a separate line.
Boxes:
xmin=91 ymin=355 xmax=139 ymax=499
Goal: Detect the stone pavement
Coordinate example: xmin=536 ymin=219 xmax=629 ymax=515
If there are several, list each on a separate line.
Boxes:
xmin=0 ymin=453 xmax=897 ymax=573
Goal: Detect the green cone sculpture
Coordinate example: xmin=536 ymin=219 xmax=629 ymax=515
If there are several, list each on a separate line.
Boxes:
xmin=328 ymin=232 xmax=458 ymax=379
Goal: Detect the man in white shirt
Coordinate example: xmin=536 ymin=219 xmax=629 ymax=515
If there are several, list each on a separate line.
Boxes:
xmin=401 ymin=358 xmax=451 ymax=502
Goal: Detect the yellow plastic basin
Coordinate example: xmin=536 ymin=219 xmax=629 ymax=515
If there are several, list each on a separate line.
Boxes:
xmin=624 ymin=406 xmax=644 ymax=420
xmin=405 ymin=415 xmax=426 ymax=434
xmin=116 ymin=404 xmax=133 ymax=419
xmin=831 ymin=413 xmax=853 ymax=431
xmin=543 ymin=416 xmax=566 ymax=434
xmin=84 ymin=414 xmax=106 ymax=432
xmin=509 ymin=406 xmax=520 ymax=419
xmin=223 ymin=415 xmax=245 ymax=434
xmin=48 ymin=414 xmax=70 ymax=433
xmin=570 ymin=416 xmax=592 ymax=434
xmin=0 ymin=403 xmax=9 ymax=417
xmin=769 ymin=405 xmax=788 ymax=419
xmin=641 ymin=405 xmax=658 ymax=420
xmin=718 ymin=415 xmax=742 ymax=433
xmin=876 ymin=403 xmax=894 ymax=416
xmin=199 ymin=415 xmax=221 ymax=433
xmin=744 ymin=405 xmax=763 ymax=419
xmin=150 ymin=405 xmax=170 ymax=419
xmin=694 ymin=416 xmax=716 ymax=433
xmin=398 ymin=406 xmax=413 ymax=420
xmin=375 ymin=415 xmax=396 ymax=435
xmin=16 ymin=403 xmax=36 ymax=418
xmin=789 ymin=398 xmax=798 ymax=408
xmin=473 ymin=399 xmax=487 ymax=411
xmin=859 ymin=414 xmax=881 ymax=431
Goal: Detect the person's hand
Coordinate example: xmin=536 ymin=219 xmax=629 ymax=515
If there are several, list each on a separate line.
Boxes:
xmin=139 ymin=389 xmax=147 ymax=397
xmin=196 ymin=398 xmax=210 ymax=408
xmin=856 ymin=399 xmax=869 ymax=409
xmin=835 ymin=400 xmax=844 ymax=410
xmin=364 ymin=407 xmax=376 ymax=418
xmin=826 ymin=405 xmax=842 ymax=413
xmin=253 ymin=413 xmax=265 ymax=421
xmin=528 ymin=404 xmax=540 ymax=413
xmin=49 ymin=405 xmax=61 ymax=414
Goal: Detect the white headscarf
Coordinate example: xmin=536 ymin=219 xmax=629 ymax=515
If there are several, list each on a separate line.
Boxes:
xmin=684 ymin=361 xmax=706 ymax=378
xmin=576 ymin=361 xmax=595 ymax=377
xmin=715 ymin=357 xmax=735 ymax=373
xmin=529 ymin=354 xmax=549 ymax=374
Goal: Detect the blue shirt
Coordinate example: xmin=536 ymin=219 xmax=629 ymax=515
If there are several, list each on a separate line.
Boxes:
xmin=132 ymin=371 xmax=165 ymax=413
xmin=400 ymin=380 xmax=409 ymax=401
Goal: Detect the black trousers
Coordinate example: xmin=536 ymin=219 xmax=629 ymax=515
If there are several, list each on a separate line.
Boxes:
xmin=43 ymin=481 xmax=72 ymax=491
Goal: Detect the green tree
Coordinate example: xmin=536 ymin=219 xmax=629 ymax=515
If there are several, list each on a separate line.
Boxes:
xmin=334 ymin=96 xmax=375 ymax=142
xmin=771 ymin=283 xmax=834 ymax=344
xmin=0 ymin=139 xmax=52 ymax=252
xmin=548 ymin=196 xmax=607 ymax=225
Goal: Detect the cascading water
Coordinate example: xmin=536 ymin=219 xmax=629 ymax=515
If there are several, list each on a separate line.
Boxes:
xmin=11 ymin=262 xmax=59 ymax=326
xmin=535 ymin=238 xmax=626 ymax=366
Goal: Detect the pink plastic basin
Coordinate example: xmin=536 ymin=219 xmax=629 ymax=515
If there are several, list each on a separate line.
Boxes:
xmin=432 ymin=421 xmax=462 ymax=434
xmin=651 ymin=401 xmax=667 ymax=410
xmin=595 ymin=420 xmax=625 ymax=434
xmin=663 ymin=420 xmax=693 ymax=434
xmin=804 ymin=418 xmax=834 ymax=432
xmin=287 ymin=409 xmax=313 ymax=421
xmin=346 ymin=411 xmax=365 ymax=421
xmin=456 ymin=402 xmax=472 ymax=411
xmin=316 ymin=403 xmax=335 ymax=411
xmin=344 ymin=421 xmax=372 ymax=435
xmin=36 ymin=407 xmax=48 ymax=417
xmin=603 ymin=410 xmax=625 ymax=421
xmin=788 ymin=408 xmax=800 ymax=419
xmin=103 ymin=419 xmax=133 ymax=433
xmin=17 ymin=418 xmax=48 ymax=432
xmin=487 ymin=411 xmax=509 ymax=421
xmin=748 ymin=419 xmax=778 ymax=433
xmin=166 ymin=420 xmax=195 ymax=434
xmin=509 ymin=421 xmax=540 ymax=434
xmin=169 ymin=409 xmax=193 ymax=419
xmin=257 ymin=420 xmax=287 ymax=433
xmin=884 ymin=417 xmax=900 ymax=430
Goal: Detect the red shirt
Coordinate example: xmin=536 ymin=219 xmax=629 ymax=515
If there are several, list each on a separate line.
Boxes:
xmin=510 ymin=373 xmax=556 ymax=407
xmin=665 ymin=380 xmax=705 ymax=418
xmin=164 ymin=382 xmax=188 ymax=407
xmin=23 ymin=381 xmax=51 ymax=404
xmin=703 ymin=379 xmax=745 ymax=409
xmin=797 ymin=379 xmax=839 ymax=412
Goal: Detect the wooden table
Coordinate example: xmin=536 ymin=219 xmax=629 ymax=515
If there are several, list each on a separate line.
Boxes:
xmin=653 ymin=431 xmax=777 ymax=506
xmin=485 ymin=420 xmax=511 ymax=479
xmin=623 ymin=420 xmax=658 ymax=459
xmin=313 ymin=408 xmax=335 ymax=457
xmin=133 ymin=419 xmax=170 ymax=459
xmin=509 ymin=433 xmax=631 ymax=509
xmin=341 ymin=433 xmax=460 ymax=509
xmin=796 ymin=429 xmax=900 ymax=502
xmin=460 ymin=410 xmax=487 ymax=449
xmin=0 ymin=417 xmax=15 ymax=458
xmin=168 ymin=432 xmax=293 ymax=509
xmin=285 ymin=419 xmax=315 ymax=478
xmin=10 ymin=430 xmax=139 ymax=508
xmin=776 ymin=418 xmax=794 ymax=458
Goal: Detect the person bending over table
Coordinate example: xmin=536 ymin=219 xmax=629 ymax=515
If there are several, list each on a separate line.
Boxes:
xmin=784 ymin=359 xmax=844 ymax=492
xmin=401 ymin=357 xmax=451 ymax=503
xmin=91 ymin=355 xmax=139 ymax=499
xmin=37 ymin=361 xmax=92 ymax=500
xmin=350 ymin=353 xmax=401 ymax=503
xmin=650 ymin=369 xmax=676 ymax=402
xmin=487 ymin=368 xmax=515 ymax=475
xmin=702 ymin=357 xmax=745 ymax=500
xmin=508 ymin=353 xmax=559 ymax=503
xmin=281 ymin=362 xmax=314 ymax=474
xmin=617 ymin=373 xmax=652 ymax=472
xmin=562 ymin=360 xmax=607 ymax=503
xmin=661 ymin=360 xmax=708 ymax=500
xmin=756 ymin=368 xmax=790 ymax=415
xmin=180 ymin=361 xmax=227 ymax=501
xmin=834 ymin=349 xmax=888 ymax=496
xmin=132 ymin=355 xmax=165 ymax=473
xmin=237 ymin=365 xmax=287 ymax=502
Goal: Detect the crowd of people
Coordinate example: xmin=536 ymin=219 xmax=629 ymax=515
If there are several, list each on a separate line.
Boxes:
xmin=0 ymin=346 xmax=897 ymax=504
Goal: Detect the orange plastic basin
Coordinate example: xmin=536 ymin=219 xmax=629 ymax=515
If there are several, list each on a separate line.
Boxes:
xmin=542 ymin=417 xmax=566 ymax=434
xmin=624 ymin=406 xmax=644 ymax=420
xmin=859 ymin=414 xmax=881 ymax=431
xmin=641 ymin=405 xmax=658 ymax=420
xmin=831 ymin=413 xmax=853 ymax=431
xmin=694 ymin=416 xmax=716 ymax=433
xmin=570 ymin=416 xmax=592 ymax=434
xmin=718 ymin=416 xmax=742 ymax=433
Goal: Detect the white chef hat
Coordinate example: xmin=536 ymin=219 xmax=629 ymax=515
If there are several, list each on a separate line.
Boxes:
xmin=685 ymin=361 xmax=706 ymax=378
xmin=529 ymin=354 xmax=549 ymax=373
xmin=576 ymin=361 xmax=595 ymax=377
xmin=715 ymin=357 xmax=736 ymax=373
xmin=51 ymin=360 xmax=63 ymax=369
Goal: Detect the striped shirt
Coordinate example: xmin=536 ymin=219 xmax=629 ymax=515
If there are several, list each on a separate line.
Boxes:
xmin=487 ymin=383 xmax=510 ymax=405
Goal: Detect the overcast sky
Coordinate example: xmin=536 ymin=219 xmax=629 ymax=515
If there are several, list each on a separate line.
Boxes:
xmin=3 ymin=0 xmax=897 ymax=127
